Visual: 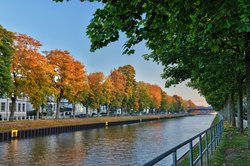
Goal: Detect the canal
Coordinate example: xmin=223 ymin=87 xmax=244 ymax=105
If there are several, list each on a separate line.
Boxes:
xmin=0 ymin=114 xmax=215 ymax=166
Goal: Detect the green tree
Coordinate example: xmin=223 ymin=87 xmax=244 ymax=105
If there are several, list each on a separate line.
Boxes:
xmin=160 ymin=92 xmax=168 ymax=112
xmin=0 ymin=25 xmax=13 ymax=97
xmin=136 ymin=81 xmax=151 ymax=112
xmin=53 ymin=0 xmax=250 ymax=148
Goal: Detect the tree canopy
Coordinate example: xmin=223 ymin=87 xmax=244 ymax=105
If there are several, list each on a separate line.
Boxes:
xmin=0 ymin=25 xmax=13 ymax=96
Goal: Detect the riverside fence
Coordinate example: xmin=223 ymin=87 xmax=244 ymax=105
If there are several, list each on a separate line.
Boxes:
xmin=143 ymin=114 xmax=224 ymax=166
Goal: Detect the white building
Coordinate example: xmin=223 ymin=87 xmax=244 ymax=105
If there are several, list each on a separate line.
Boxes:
xmin=0 ymin=98 xmax=27 ymax=120
xmin=0 ymin=96 xmax=118 ymax=120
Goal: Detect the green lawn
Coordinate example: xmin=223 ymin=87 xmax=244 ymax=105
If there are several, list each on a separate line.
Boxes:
xmin=179 ymin=114 xmax=220 ymax=166
xmin=210 ymin=123 xmax=250 ymax=166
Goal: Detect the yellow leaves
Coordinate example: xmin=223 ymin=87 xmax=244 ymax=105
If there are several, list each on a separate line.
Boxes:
xmin=10 ymin=33 xmax=55 ymax=110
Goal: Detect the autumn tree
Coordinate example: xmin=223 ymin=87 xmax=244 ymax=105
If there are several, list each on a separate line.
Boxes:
xmin=186 ymin=100 xmax=196 ymax=109
xmin=160 ymin=92 xmax=168 ymax=112
xmin=0 ymin=25 xmax=13 ymax=97
xmin=24 ymin=52 xmax=55 ymax=119
xmin=102 ymin=76 xmax=115 ymax=116
xmin=172 ymin=95 xmax=185 ymax=112
xmin=10 ymin=33 xmax=45 ymax=121
xmin=165 ymin=95 xmax=175 ymax=112
xmin=109 ymin=69 xmax=126 ymax=113
xmin=65 ymin=60 xmax=88 ymax=118
xmin=88 ymin=72 xmax=105 ymax=116
xmin=135 ymin=81 xmax=151 ymax=112
xmin=79 ymin=81 xmax=91 ymax=118
xmin=118 ymin=65 xmax=136 ymax=113
xmin=147 ymin=84 xmax=162 ymax=112
xmin=46 ymin=49 xmax=76 ymax=119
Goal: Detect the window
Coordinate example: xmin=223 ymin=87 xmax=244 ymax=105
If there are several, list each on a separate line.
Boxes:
xmin=1 ymin=103 xmax=5 ymax=112
xmin=18 ymin=103 xmax=21 ymax=112
xmin=22 ymin=103 xmax=25 ymax=112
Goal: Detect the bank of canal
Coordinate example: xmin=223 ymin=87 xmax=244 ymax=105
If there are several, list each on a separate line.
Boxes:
xmin=0 ymin=114 xmax=187 ymax=141
xmin=0 ymin=114 xmax=215 ymax=166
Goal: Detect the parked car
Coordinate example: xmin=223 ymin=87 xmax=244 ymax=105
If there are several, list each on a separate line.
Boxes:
xmin=100 ymin=112 xmax=107 ymax=117
xmin=92 ymin=113 xmax=97 ymax=117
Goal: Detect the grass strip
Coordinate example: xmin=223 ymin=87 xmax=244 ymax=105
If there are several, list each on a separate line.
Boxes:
xmin=209 ymin=122 xmax=250 ymax=166
xmin=0 ymin=114 xmax=185 ymax=132
xmin=179 ymin=114 xmax=220 ymax=165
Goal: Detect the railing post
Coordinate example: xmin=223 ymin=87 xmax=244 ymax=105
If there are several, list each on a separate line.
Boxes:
xmin=210 ymin=128 xmax=213 ymax=155
xmin=199 ymin=135 xmax=203 ymax=166
xmin=189 ymin=141 xmax=193 ymax=166
xmin=217 ymin=123 xmax=220 ymax=143
xmin=214 ymin=126 xmax=217 ymax=150
xmin=205 ymin=131 xmax=209 ymax=165
xmin=173 ymin=151 xmax=177 ymax=166
xmin=142 ymin=115 xmax=224 ymax=165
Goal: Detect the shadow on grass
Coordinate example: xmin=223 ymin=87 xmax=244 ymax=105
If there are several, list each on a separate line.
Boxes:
xmin=210 ymin=123 xmax=250 ymax=166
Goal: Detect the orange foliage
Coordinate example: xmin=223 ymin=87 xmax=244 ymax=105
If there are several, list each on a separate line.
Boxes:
xmin=110 ymin=69 xmax=126 ymax=107
xmin=46 ymin=49 xmax=76 ymax=96
xmin=88 ymin=72 xmax=105 ymax=109
xmin=147 ymin=84 xmax=162 ymax=109
xmin=12 ymin=33 xmax=54 ymax=112
xmin=66 ymin=60 xmax=88 ymax=104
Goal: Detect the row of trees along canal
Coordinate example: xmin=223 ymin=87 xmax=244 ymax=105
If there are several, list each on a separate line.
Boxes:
xmin=0 ymin=27 xmax=196 ymax=121
xmin=52 ymin=1 xmax=250 ymax=148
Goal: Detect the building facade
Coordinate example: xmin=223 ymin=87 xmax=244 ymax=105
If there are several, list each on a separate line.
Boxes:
xmin=0 ymin=98 xmax=27 ymax=120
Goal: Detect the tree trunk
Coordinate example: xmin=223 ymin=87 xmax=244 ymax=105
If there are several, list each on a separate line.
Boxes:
xmin=126 ymin=104 xmax=129 ymax=115
xmin=106 ymin=104 xmax=110 ymax=116
xmin=121 ymin=107 xmax=124 ymax=115
xmin=222 ymin=105 xmax=226 ymax=120
xmin=85 ymin=103 xmax=89 ymax=118
xmin=9 ymin=95 xmax=17 ymax=122
xmin=56 ymin=97 xmax=61 ymax=119
xmin=72 ymin=103 xmax=76 ymax=118
xmin=227 ymin=96 xmax=232 ymax=124
xmin=237 ymin=87 xmax=244 ymax=133
xmin=245 ymin=32 xmax=250 ymax=149
xmin=231 ymin=93 xmax=236 ymax=127
xmin=97 ymin=106 xmax=100 ymax=117
xmin=36 ymin=108 xmax=40 ymax=120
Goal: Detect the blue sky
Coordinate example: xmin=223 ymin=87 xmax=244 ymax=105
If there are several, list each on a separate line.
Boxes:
xmin=0 ymin=0 xmax=208 ymax=106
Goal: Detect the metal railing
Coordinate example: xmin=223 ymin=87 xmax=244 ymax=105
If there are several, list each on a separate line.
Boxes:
xmin=143 ymin=115 xmax=224 ymax=166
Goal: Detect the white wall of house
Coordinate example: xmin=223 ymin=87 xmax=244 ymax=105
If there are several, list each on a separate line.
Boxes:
xmin=0 ymin=98 xmax=27 ymax=120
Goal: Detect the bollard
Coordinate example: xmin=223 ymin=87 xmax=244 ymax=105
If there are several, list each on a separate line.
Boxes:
xmin=105 ymin=121 xmax=108 ymax=126
xmin=11 ymin=129 xmax=18 ymax=139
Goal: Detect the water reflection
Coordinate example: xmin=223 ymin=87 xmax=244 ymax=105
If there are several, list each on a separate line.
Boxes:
xmin=0 ymin=115 xmax=215 ymax=166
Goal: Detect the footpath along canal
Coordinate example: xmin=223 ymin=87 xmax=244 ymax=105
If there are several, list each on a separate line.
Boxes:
xmin=0 ymin=114 xmax=215 ymax=165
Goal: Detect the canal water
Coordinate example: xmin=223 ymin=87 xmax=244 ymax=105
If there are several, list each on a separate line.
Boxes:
xmin=0 ymin=114 xmax=215 ymax=166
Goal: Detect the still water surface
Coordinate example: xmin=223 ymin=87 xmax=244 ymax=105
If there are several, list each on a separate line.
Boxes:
xmin=0 ymin=114 xmax=215 ymax=166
